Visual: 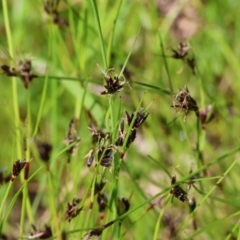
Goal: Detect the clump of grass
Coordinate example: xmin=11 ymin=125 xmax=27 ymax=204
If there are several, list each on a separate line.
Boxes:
xmin=1 ymin=0 xmax=240 ymax=239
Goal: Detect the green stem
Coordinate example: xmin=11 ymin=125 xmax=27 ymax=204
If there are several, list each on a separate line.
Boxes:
xmin=90 ymin=0 xmax=107 ymax=68
xmin=122 ymin=92 xmax=145 ymax=151
xmin=20 ymin=182 xmax=27 ymax=237
xmin=195 ymin=64 xmax=206 ymax=158
xmin=0 ymin=182 xmax=13 ymax=221
xmin=2 ymin=0 xmax=27 ymax=236
xmin=159 ymin=34 xmax=173 ymax=92
xmin=153 ymin=208 xmax=164 ymax=240
xmin=177 ymin=156 xmax=240 ymax=234
xmin=108 ymin=146 xmax=240 ymax=224
xmin=74 ymin=2 xmax=88 ymax=122
xmin=106 ymin=0 xmax=123 ymax=67
xmin=47 ymin=172 xmax=61 ymax=239
xmin=184 ymin=211 xmax=240 ymax=240
xmin=19 ymin=92 xmax=30 ymax=235
xmin=90 ymin=3 xmax=120 ymax=237
xmin=109 ymin=97 xmax=116 ymax=140
xmin=20 ymin=89 xmax=34 ymax=236
xmin=2 ymin=0 xmax=22 ymax=158
xmin=225 ymin=218 xmax=240 ymax=240
xmin=33 ymin=72 xmax=49 ymax=136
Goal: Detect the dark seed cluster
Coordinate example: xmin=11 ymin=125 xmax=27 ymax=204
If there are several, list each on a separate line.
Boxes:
xmin=117 ymin=196 xmax=131 ymax=216
xmin=171 ymin=41 xmax=196 ymax=74
xmin=171 ymin=41 xmax=190 ymax=59
xmin=65 ymin=198 xmax=83 ymax=222
xmin=1 ymin=59 xmax=38 ymax=88
xmin=94 ymin=179 xmax=106 ymax=195
xmin=85 ymin=149 xmax=94 ymax=167
xmin=98 ymin=65 xmax=130 ymax=96
xmin=65 ymin=119 xmax=81 ymax=163
xmin=101 ymin=74 xmax=125 ymax=95
xmin=97 ymin=193 xmax=108 ymax=212
xmin=189 ymin=197 xmax=196 ymax=213
xmin=97 ymin=145 xmax=115 ymax=168
xmin=86 ymin=124 xmax=113 ymax=168
xmin=126 ymin=108 xmax=149 ymax=129
xmin=94 ymin=180 xmax=108 ymax=212
xmin=11 ymin=159 xmax=27 ymax=180
xmin=172 ymin=86 xmax=198 ymax=121
xmin=88 ymin=126 xmax=110 ymax=144
xmin=0 ymin=1 xmax=215 ymax=238
xmin=85 ymin=108 xmax=149 ymax=169
xmin=82 ymin=220 xmax=116 ymax=240
xmin=44 ymin=0 xmax=69 ymax=27
xmin=34 ymin=139 xmax=52 ymax=162
xmin=28 ymin=224 xmax=52 ymax=239
xmin=115 ymin=109 xmax=149 ymax=149
xmin=115 ymin=120 xmax=125 ymax=146
xmin=0 ymin=171 xmax=11 ymax=184
xmin=82 ymin=228 xmax=104 ymax=240
xmin=170 ymin=175 xmax=189 ymax=203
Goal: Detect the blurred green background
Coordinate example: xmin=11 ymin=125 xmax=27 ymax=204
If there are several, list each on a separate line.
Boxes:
xmin=0 ymin=0 xmax=240 ymax=239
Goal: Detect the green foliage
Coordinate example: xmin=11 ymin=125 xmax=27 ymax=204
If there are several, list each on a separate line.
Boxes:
xmin=1 ymin=0 xmax=240 ymax=239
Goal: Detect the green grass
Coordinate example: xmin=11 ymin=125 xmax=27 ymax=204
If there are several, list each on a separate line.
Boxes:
xmin=1 ymin=0 xmax=240 ymax=239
